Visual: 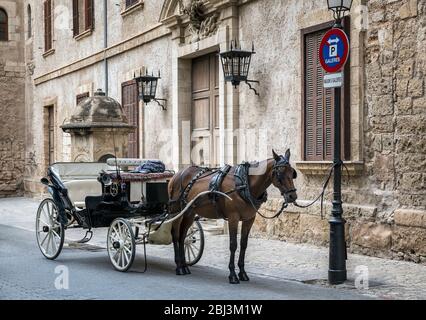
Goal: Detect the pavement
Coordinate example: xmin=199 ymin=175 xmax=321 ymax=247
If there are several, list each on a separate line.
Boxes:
xmin=1 ymin=197 xmax=425 ymax=300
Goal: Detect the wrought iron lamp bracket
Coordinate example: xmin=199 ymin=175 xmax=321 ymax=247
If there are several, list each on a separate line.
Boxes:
xmin=153 ymin=98 xmax=167 ymax=111
xmin=245 ymin=80 xmax=260 ymax=96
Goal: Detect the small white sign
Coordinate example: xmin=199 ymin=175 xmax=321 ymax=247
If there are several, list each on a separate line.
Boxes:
xmin=324 ymin=72 xmax=343 ymax=88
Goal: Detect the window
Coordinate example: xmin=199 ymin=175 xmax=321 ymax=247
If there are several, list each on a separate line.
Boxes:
xmin=302 ymin=21 xmax=350 ymax=161
xmin=44 ymin=0 xmax=52 ymax=51
xmin=72 ymin=0 xmax=94 ymax=37
xmin=45 ymin=106 xmax=55 ymax=166
xmin=27 ymin=5 xmax=32 ymax=39
xmin=76 ymin=92 xmax=90 ymax=106
xmin=125 ymin=0 xmax=140 ymax=9
xmin=0 ymin=8 xmax=8 ymax=41
xmin=122 ymin=81 xmax=140 ymax=158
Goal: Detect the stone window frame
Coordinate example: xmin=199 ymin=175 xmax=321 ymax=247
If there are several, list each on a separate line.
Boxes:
xmin=0 ymin=7 xmax=8 ymax=42
xmin=121 ymin=0 xmax=144 ymax=17
xmin=301 ymin=19 xmax=351 ymax=162
xmin=296 ymin=12 xmax=366 ymax=177
xmin=72 ymin=0 xmax=94 ymax=40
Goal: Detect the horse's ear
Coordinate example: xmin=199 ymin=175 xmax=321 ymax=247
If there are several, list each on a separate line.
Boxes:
xmin=272 ymin=149 xmax=280 ymax=161
xmin=285 ymin=149 xmax=291 ymax=160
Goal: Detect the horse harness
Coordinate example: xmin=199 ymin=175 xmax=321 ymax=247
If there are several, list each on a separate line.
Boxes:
xmin=180 ymin=161 xmax=275 ymax=220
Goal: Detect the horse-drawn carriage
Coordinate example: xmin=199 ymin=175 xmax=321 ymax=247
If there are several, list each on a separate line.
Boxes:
xmin=36 ymin=159 xmax=230 ymax=272
xmin=37 ymin=150 xmax=298 ymax=283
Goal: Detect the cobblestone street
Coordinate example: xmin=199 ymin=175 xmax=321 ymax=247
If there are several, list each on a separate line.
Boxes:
xmin=1 ymin=197 xmax=425 ymax=300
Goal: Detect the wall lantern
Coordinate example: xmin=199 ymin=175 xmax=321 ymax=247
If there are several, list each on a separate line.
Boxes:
xmin=219 ymin=41 xmax=260 ymax=96
xmin=327 ymin=0 xmax=353 ymax=24
xmin=134 ymin=70 xmax=167 ymax=111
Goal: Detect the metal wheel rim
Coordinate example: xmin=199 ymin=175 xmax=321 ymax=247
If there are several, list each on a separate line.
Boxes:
xmin=184 ymin=220 xmax=204 ymax=266
xmin=107 ymin=219 xmax=135 ymax=272
xmin=36 ymin=199 xmax=64 ymax=259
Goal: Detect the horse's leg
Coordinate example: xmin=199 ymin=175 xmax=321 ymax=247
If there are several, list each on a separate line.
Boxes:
xmin=228 ymin=219 xmax=240 ymax=284
xmin=178 ymin=214 xmax=195 ymax=275
xmin=238 ymin=217 xmax=255 ymax=282
xmin=172 ymin=219 xmax=186 ymax=275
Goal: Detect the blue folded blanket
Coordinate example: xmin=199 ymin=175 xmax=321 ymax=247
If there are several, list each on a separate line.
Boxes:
xmin=132 ymin=160 xmax=166 ymax=174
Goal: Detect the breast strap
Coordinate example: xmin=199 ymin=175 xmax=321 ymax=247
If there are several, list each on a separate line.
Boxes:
xmin=235 ymin=162 xmax=268 ymax=209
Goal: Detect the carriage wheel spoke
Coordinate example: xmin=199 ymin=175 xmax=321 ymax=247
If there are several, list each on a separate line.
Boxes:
xmin=51 ymin=234 xmax=57 ymax=253
xmin=51 ymin=229 xmax=61 ymax=239
xmin=45 ymin=233 xmax=51 ymax=254
xmin=40 ymin=232 xmax=49 ymax=247
xmin=188 ymin=243 xmax=196 ymax=259
xmin=123 ymin=250 xmax=129 ymax=266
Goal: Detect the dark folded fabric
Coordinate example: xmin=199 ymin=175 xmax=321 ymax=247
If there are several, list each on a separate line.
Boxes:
xmin=133 ymin=160 xmax=166 ymax=174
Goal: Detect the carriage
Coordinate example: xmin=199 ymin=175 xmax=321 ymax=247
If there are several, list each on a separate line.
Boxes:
xmin=36 ymin=159 xmax=230 ymax=272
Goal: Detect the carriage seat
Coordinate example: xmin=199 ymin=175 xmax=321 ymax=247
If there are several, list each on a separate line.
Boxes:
xmin=63 ymin=180 xmax=102 ymax=208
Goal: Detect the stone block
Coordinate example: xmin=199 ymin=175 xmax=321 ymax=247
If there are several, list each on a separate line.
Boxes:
xmin=370 ymin=95 xmax=394 ymax=115
xmin=297 ymin=214 xmax=329 ymax=245
xmin=396 ymin=134 xmax=426 ymax=154
xmin=352 ymin=222 xmax=392 ymax=249
xmin=395 ymin=97 xmax=413 ymax=115
xmin=413 ymin=97 xmax=426 ymax=114
xmin=408 ymin=78 xmax=424 ymax=98
xmin=392 ymin=225 xmax=426 ymax=255
xmin=400 ymin=172 xmax=423 ymax=191
xmin=396 ymin=115 xmax=426 ymax=135
xmin=399 ymin=0 xmax=418 ymax=19
xmin=396 ymin=78 xmax=409 ymax=98
xmin=394 ymin=209 xmax=426 ymax=228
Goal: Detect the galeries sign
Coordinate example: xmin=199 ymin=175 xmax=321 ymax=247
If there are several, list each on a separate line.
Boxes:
xmin=319 ymin=28 xmax=350 ymax=73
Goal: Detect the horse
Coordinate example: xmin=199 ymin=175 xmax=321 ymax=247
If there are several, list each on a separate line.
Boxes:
xmin=168 ymin=149 xmax=298 ymax=284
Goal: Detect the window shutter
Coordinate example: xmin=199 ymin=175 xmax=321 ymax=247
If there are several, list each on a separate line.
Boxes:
xmin=304 ymin=28 xmax=335 ymax=161
xmin=44 ymin=1 xmax=48 ymax=49
xmin=304 ymin=33 xmax=316 ymax=160
xmin=85 ymin=0 xmax=94 ymax=31
xmin=44 ymin=1 xmax=52 ymax=51
xmin=72 ymin=0 xmax=79 ymax=36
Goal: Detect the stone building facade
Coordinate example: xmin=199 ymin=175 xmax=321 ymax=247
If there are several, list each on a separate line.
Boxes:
xmin=1 ymin=0 xmax=424 ymax=262
xmin=0 ymin=0 xmax=26 ymax=197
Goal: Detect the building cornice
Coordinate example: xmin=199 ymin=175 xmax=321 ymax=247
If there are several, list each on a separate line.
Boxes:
xmin=34 ymin=23 xmax=171 ymax=86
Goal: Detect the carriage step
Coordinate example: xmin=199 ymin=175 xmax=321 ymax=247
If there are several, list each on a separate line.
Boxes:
xmin=76 ymin=230 xmax=93 ymax=244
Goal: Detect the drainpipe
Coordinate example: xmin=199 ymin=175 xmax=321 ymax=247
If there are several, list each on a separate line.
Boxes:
xmin=103 ymin=0 xmax=108 ymax=96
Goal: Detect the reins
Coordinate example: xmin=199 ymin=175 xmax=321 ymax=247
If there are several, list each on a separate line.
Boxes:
xmin=293 ymin=161 xmax=351 ymax=219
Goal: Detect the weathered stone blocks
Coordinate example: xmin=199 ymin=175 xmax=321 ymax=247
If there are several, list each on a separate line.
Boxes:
xmin=351 ymin=222 xmax=393 ymax=249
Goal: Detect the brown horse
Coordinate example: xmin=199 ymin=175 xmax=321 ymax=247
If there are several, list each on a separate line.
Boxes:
xmin=168 ymin=149 xmax=298 ymax=284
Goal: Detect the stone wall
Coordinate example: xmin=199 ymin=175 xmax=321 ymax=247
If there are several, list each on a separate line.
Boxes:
xmin=252 ymin=0 xmax=426 ymax=264
xmin=0 ymin=0 xmax=25 ymax=197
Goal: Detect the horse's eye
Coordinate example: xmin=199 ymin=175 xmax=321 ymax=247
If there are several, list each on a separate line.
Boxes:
xmin=293 ymin=169 xmax=298 ymax=179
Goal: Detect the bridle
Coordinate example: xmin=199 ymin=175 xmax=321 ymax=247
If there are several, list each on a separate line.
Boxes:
xmin=272 ymin=156 xmax=297 ymax=200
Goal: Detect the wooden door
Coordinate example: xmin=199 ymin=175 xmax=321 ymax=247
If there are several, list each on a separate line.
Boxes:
xmin=192 ymin=53 xmax=220 ymax=167
xmin=122 ymin=81 xmax=139 ymax=158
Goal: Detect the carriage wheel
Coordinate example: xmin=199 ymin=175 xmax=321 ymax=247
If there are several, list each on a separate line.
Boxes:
xmin=107 ymin=218 xmax=136 ymax=272
xmin=184 ymin=219 xmax=205 ymax=266
xmin=36 ymin=198 xmax=65 ymax=260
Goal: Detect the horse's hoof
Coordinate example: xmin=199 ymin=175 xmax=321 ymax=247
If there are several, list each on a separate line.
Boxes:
xmin=183 ymin=266 xmax=191 ymax=275
xmin=238 ymin=272 xmax=250 ymax=282
xmin=176 ymin=268 xmax=186 ymax=276
xmin=229 ymin=275 xmax=240 ymax=284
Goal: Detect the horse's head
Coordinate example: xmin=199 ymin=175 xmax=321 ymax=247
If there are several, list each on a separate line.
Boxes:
xmin=271 ymin=149 xmax=298 ymax=203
